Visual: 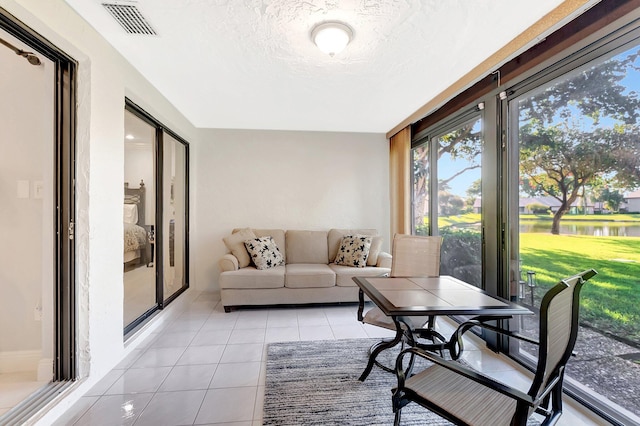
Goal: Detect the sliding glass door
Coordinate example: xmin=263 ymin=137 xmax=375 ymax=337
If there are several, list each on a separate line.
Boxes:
xmin=507 ymin=39 xmax=640 ymax=421
xmin=0 ymin=12 xmax=76 ymax=423
xmin=412 ymin=111 xmax=484 ymax=287
xmin=124 ymin=100 xmax=189 ymax=334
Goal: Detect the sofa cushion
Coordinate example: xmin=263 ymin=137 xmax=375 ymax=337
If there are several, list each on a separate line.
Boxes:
xmin=329 ymin=264 xmax=391 ymax=287
xmin=244 ymin=236 xmax=285 ymax=270
xmin=220 ymin=266 xmax=285 ymax=289
xmin=367 ymin=236 xmax=383 ymax=266
xmin=334 ymin=235 xmax=373 ymax=268
xmin=285 ymin=264 xmax=335 ymax=288
xmin=328 ymin=228 xmax=378 ymax=262
xmin=285 ymin=230 xmax=328 ymax=264
xmin=223 ymin=228 xmax=256 ymax=268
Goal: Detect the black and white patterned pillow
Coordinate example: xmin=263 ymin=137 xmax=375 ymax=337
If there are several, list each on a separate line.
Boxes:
xmin=334 ymin=235 xmax=372 ymax=268
xmin=244 ymin=236 xmax=285 ymax=270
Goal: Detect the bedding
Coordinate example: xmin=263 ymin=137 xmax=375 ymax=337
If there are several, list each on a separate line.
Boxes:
xmin=124 ymin=222 xmax=147 ymax=254
xmin=124 ymin=203 xmax=138 ymax=225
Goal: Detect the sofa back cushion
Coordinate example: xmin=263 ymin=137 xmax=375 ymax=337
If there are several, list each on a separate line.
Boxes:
xmin=224 ymin=228 xmax=257 ymax=268
xmin=233 ymin=228 xmax=286 ymax=263
xmin=286 ymin=230 xmax=328 ymax=264
xmin=328 ymin=228 xmax=379 ymax=263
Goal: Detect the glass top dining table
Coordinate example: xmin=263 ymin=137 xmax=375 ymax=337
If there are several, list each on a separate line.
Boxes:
xmin=353 ymin=275 xmax=532 ymax=380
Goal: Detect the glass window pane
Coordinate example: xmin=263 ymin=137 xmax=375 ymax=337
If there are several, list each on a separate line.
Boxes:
xmin=412 ymin=144 xmax=429 ymax=235
xmin=0 ymin=34 xmax=55 ymax=397
xmin=436 ymin=117 xmax=483 ymax=287
xmin=124 ymin=109 xmax=157 ymax=327
xmin=163 ymin=132 xmax=187 ymax=301
xmin=511 ymin=44 xmax=640 ymax=418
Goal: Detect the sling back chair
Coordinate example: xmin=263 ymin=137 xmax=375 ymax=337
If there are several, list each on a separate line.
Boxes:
xmin=392 ymin=268 xmax=597 ymax=426
xmin=359 ymin=234 xmax=443 ymax=372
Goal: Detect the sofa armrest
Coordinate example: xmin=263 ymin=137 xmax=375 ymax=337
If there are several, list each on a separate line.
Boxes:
xmin=219 ymin=254 xmax=239 ymax=272
xmin=377 ymin=251 xmax=392 ymax=268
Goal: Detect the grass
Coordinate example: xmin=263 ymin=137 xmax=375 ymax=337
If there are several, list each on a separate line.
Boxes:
xmin=437 ymin=213 xmax=480 ymax=228
xmin=520 ymin=233 xmax=640 ymax=342
xmin=431 ymin=212 xmax=640 ymax=342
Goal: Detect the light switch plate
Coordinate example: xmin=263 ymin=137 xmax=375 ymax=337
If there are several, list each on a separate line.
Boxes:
xmin=33 ymin=181 xmax=44 ymax=199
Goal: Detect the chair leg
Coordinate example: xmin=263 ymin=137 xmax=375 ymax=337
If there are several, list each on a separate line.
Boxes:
xmin=394 ymin=410 xmax=402 ymax=426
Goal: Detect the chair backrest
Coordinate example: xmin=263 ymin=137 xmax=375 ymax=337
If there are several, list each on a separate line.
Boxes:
xmin=527 ymin=269 xmax=597 ymax=403
xmin=390 ymin=234 xmax=441 ymax=278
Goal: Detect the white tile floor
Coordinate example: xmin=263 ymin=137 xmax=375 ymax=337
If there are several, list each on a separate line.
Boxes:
xmin=51 ymin=292 xmax=610 ymax=425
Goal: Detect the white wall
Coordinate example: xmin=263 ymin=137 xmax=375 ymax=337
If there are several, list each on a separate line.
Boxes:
xmin=1 ymin=0 xmax=198 ymax=396
xmin=194 ymin=129 xmax=390 ymax=292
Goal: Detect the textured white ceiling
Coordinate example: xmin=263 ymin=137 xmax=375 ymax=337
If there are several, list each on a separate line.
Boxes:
xmin=65 ymin=0 xmax=590 ymax=133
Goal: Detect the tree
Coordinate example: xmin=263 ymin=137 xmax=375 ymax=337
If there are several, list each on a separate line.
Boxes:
xmin=413 ymin=120 xmax=481 ymax=228
xmin=594 ymin=187 xmax=625 ymax=212
xmin=438 ymin=191 xmax=465 ymax=216
xmin=518 ymin=49 xmax=640 ymax=234
xmin=465 ymin=178 xmax=482 ymax=209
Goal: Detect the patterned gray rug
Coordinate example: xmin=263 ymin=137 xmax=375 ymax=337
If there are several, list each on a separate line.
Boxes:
xmin=263 ymin=338 xmax=452 ymax=425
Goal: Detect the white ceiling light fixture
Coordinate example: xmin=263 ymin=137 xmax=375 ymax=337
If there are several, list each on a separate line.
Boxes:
xmin=311 ymin=22 xmax=353 ymax=56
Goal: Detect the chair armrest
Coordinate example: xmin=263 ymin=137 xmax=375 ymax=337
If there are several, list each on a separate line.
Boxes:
xmin=396 ymin=347 xmax=535 ymax=406
xmin=448 ymin=317 xmax=539 ymax=359
xmin=218 ymin=254 xmax=239 ymax=272
xmin=377 ymin=251 xmax=392 ymax=268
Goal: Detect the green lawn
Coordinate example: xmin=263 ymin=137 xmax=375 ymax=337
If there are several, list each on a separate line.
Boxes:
xmin=520 ymin=233 xmax=640 ymax=342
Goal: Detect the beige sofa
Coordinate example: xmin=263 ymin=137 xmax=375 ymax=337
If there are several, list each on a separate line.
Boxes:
xmin=218 ymin=228 xmax=391 ymax=312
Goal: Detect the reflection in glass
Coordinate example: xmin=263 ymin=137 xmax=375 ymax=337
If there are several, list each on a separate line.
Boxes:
xmin=123 ymin=109 xmax=156 ymax=327
xmin=162 ymin=133 xmax=187 ymax=301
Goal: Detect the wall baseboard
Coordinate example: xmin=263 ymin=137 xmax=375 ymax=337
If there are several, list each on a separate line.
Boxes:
xmin=0 ymin=350 xmax=41 ymax=374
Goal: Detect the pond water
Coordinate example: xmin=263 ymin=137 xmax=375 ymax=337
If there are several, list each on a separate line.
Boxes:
xmin=520 ymin=221 xmax=640 ymax=237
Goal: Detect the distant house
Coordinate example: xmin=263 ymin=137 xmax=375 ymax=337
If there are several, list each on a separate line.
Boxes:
xmin=624 ymin=190 xmax=640 ymax=213
xmin=472 ymin=196 xmax=596 ymax=214
xmin=473 ymin=197 xmax=482 ymax=214
xmin=519 ymin=196 xmax=596 ymax=214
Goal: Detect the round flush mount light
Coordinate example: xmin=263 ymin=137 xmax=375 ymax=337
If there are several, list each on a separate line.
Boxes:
xmin=311 ymin=21 xmax=353 ymax=56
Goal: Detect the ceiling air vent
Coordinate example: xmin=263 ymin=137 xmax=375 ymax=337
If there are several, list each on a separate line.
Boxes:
xmin=102 ymin=3 xmax=157 ymax=35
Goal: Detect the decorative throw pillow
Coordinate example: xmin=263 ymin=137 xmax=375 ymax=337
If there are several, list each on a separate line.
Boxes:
xmin=244 ymin=236 xmax=285 ymax=270
xmin=223 ymin=228 xmax=256 ymax=268
xmin=334 ymin=235 xmax=372 ymax=268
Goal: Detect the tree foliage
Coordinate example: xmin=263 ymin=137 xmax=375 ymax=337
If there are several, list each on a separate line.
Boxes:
xmin=595 ymin=188 xmax=625 ymax=212
xmin=519 ymin=49 xmax=640 ymax=233
xmin=413 ymin=120 xmax=481 ymax=228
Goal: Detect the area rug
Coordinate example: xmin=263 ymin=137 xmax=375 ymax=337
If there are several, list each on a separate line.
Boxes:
xmin=263 ymin=338 xmax=451 ymax=425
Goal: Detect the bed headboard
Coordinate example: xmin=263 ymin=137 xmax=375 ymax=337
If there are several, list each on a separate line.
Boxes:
xmin=124 ymin=179 xmax=146 ymax=227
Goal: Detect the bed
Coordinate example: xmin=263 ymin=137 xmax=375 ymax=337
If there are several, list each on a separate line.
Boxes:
xmin=124 ymin=180 xmax=150 ymax=268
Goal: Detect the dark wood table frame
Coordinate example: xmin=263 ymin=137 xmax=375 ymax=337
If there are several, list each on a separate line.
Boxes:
xmin=354 ymin=275 xmax=532 ymax=381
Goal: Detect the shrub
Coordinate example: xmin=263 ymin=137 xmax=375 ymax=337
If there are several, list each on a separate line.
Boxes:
xmin=527 ymin=203 xmax=550 ymax=214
